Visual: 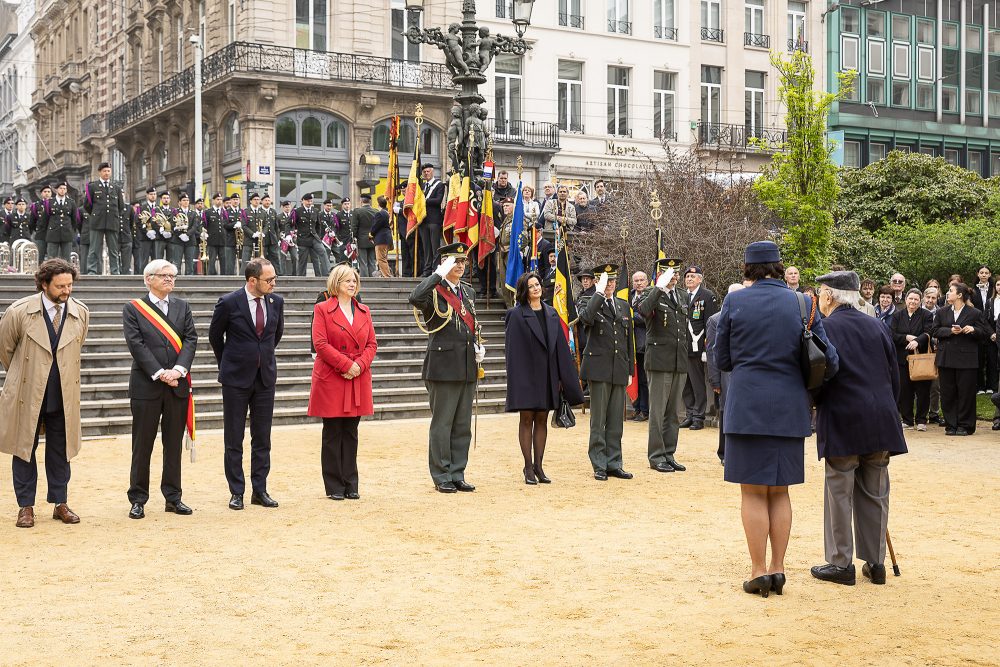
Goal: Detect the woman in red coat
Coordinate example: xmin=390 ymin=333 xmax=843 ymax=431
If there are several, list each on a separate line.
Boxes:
xmin=308 ymin=264 xmax=378 ymax=500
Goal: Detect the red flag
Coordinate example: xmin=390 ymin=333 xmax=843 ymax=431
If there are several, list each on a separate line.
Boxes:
xmin=442 ymin=172 xmax=462 ymax=239
xmin=403 ymin=159 xmax=426 ymax=237
xmin=452 ymin=176 xmax=471 ymax=244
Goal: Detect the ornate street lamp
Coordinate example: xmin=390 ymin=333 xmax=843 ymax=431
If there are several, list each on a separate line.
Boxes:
xmin=404 ymin=0 xmax=535 ymax=178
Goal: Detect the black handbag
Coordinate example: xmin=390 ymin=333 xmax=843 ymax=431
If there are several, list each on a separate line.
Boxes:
xmin=551 ymin=392 xmax=576 ymax=428
xmin=796 ymin=292 xmax=828 ymax=392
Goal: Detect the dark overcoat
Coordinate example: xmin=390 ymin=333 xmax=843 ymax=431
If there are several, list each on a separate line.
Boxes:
xmin=815 ymin=305 xmax=907 ymax=459
xmin=504 ymin=303 xmax=584 ymax=411
xmin=933 ymin=305 xmax=990 ymax=369
xmin=715 ymin=279 xmax=839 ymax=438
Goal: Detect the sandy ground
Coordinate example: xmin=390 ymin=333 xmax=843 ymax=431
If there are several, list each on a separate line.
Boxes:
xmin=0 ymin=413 xmax=998 ymax=666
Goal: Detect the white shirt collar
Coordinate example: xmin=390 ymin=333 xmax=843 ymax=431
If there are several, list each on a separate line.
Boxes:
xmin=245 ymin=285 xmax=260 ymax=303
xmin=40 ymin=292 xmax=60 ymax=318
xmin=443 ymin=277 xmax=460 ymax=290
xmin=148 ymin=291 xmax=168 ymax=308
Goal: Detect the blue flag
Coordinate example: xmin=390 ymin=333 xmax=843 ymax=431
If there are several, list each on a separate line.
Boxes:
xmin=504 ymin=181 xmax=525 ymax=292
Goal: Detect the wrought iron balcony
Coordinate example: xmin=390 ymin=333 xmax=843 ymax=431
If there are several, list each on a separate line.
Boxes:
xmin=696 ymin=122 xmax=786 ymax=151
xmin=654 ymin=25 xmax=678 ymax=40
xmin=744 ymin=32 xmax=770 ymax=48
xmin=701 ymin=27 xmax=724 ymax=42
xmin=107 ymin=42 xmax=454 ymax=133
xmin=608 ymin=19 xmax=632 ymax=35
xmin=788 ymin=38 xmax=809 ymax=52
xmin=485 ymin=119 xmax=560 ymax=149
xmin=558 ymin=12 xmax=585 ymax=29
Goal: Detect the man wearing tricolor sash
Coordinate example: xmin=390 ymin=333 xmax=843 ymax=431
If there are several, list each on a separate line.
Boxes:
xmin=408 ymin=243 xmax=485 ymax=494
xmin=122 ymin=260 xmax=199 ymax=520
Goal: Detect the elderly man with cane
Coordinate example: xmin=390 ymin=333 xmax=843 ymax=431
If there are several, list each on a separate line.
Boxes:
xmin=811 ymin=271 xmax=908 ymax=586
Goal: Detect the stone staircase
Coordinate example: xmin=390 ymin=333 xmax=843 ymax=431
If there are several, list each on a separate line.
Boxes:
xmin=0 ymin=275 xmax=510 ymax=438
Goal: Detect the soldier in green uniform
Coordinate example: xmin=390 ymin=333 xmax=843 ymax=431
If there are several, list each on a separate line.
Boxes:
xmin=408 ymin=242 xmax=485 ymax=493
xmin=579 ymin=264 xmax=635 ymax=481
xmin=638 ymin=258 xmax=691 ymax=473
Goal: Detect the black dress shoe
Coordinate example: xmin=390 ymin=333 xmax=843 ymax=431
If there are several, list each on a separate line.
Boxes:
xmin=635 ymin=413 xmax=648 ymax=422
xmin=945 ymin=428 xmax=957 ymax=436
xmin=650 ymin=462 xmax=674 ymax=473
xmin=862 ymin=562 xmax=886 ymax=585
xmin=251 ymin=491 xmax=279 ymax=508
xmin=453 ymin=480 xmax=476 ymax=492
xmin=742 ymin=574 xmax=772 ymax=598
xmin=810 ymin=563 xmax=856 ymax=585
xmin=679 ymin=417 xmax=694 ymax=428
xmin=345 ymin=491 xmax=360 ymax=500
xmin=128 ymin=502 xmax=145 ymax=520
xmin=533 ymin=464 xmax=551 ymax=484
xmin=329 ymin=493 xmax=345 ymax=500
xmin=688 ymin=420 xmax=704 ymax=430
xmin=523 ymin=465 xmax=538 ymax=485
xmin=435 ymin=482 xmax=457 ymax=493
xmin=954 ymin=428 xmax=970 ymax=436
xmin=992 ymin=421 xmax=1000 ymax=431
xmin=165 ymin=500 xmax=193 ymax=515
xmin=594 ymin=470 xmax=608 ymax=481
xmin=665 ymin=457 xmax=686 ymax=472
xmin=229 ymin=494 xmax=244 ymax=510
xmin=770 ymin=572 xmax=786 ymax=595
xmin=607 ymin=468 xmax=633 ymax=479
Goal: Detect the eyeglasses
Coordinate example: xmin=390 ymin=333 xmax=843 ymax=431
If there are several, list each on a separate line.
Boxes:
xmin=153 ymin=273 xmax=177 ymax=280
xmin=890 ymin=279 xmax=904 ymax=283
xmin=255 ymin=276 xmax=276 ymax=284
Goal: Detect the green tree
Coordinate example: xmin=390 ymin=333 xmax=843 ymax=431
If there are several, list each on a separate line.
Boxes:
xmin=752 ymin=51 xmax=855 ymax=281
xmin=837 ymin=151 xmax=993 ymax=231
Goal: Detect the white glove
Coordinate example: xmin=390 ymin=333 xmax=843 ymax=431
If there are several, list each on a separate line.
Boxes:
xmin=474 ymin=343 xmax=486 ymax=364
xmin=628 ymin=376 xmax=633 ymax=386
xmin=595 ymin=272 xmax=609 ymax=294
xmin=311 ymin=352 xmax=317 ymax=360
xmin=393 ymin=202 xmax=402 ymax=213
xmin=283 ymin=234 xmax=293 ymax=243
xmin=162 ymin=231 xmax=172 ymax=238
xmin=234 ymin=221 xmax=242 ymax=229
xmin=146 ymin=230 xmax=156 ymax=240
xmin=701 ymin=351 xmax=707 ymax=363
xmin=179 ymin=233 xmax=189 ymax=243
xmin=252 ymin=231 xmax=262 ymax=239
xmin=656 ymin=268 xmax=675 ymax=290
xmin=435 ymin=256 xmax=457 ymax=278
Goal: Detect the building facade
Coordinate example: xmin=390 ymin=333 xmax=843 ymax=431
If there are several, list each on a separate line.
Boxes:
xmin=828 ymin=0 xmax=1000 ymax=175
xmin=28 ymin=0 xmax=476 ymax=205
xmin=0 ymin=0 xmax=38 ymax=197
xmin=477 ymin=0 xmax=826 ymax=191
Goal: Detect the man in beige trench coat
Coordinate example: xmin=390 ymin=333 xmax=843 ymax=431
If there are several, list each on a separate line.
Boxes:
xmin=0 ymin=258 xmax=89 ymax=528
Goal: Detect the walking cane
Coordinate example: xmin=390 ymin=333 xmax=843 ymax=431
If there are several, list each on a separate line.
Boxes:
xmin=886 ymin=529 xmax=901 ymax=576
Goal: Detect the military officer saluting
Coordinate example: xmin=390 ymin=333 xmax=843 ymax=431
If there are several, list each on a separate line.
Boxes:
xmin=42 ymin=181 xmax=79 ymax=262
xmin=579 ymin=263 xmax=635 ymax=481
xmin=408 ymin=243 xmax=485 ymax=493
xmin=638 ymin=258 xmax=691 ymax=473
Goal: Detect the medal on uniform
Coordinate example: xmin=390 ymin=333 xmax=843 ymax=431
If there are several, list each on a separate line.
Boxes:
xmin=460 ymin=303 xmax=467 ymax=317
xmin=692 ymin=300 xmax=702 ymax=320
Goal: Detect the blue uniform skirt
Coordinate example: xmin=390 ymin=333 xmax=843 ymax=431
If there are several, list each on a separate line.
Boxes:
xmin=723 ymin=434 xmax=805 ymax=486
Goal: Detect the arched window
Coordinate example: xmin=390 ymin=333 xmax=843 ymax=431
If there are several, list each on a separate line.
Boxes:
xmin=135 ymin=149 xmax=147 ymax=185
xmin=223 ymin=113 xmax=240 ymax=155
xmin=372 ymin=117 xmax=440 ymax=155
xmin=276 ymin=116 xmax=296 ymax=145
xmin=201 ymin=123 xmax=211 ymax=163
xmin=301 ymin=116 xmax=322 ymax=147
xmin=326 ymin=119 xmax=347 ymax=148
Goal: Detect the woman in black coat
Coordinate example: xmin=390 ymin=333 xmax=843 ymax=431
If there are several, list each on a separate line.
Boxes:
xmin=933 ymin=282 xmax=990 ymax=435
xmin=504 ymin=272 xmax=584 ymax=484
xmin=890 ymin=288 xmax=935 ymax=429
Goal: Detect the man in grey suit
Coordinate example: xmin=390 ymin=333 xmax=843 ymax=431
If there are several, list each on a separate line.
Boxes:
xmin=579 ymin=263 xmax=634 ymax=481
xmin=83 ymin=162 xmax=128 ymax=274
xmin=637 ymin=258 xmax=690 ymax=473
xmin=409 ymin=242 xmax=485 ymax=493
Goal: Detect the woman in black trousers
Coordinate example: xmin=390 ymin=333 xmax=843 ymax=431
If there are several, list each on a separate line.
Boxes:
xmin=933 ymin=283 xmax=989 ymax=436
xmin=504 ymin=272 xmax=584 ymax=484
xmin=891 ymin=288 xmax=934 ymax=430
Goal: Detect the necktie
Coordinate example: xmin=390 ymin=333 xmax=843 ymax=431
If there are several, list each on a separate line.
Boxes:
xmin=160 ymin=299 xmax=168 ymax=316
xmin=52 ymin=304 xmax=62 ymax=335
xmin=255 ymin=298 xmax=265 ymax=337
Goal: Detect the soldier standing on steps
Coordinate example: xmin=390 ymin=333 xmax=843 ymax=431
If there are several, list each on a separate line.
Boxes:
xmin=408 ymin=243 xmax=485 ymax=494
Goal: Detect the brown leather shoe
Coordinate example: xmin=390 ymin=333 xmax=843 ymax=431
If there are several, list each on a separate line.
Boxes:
xmin=52 ymin=503 xmax=80 ymax=524
xmin=16 ymin=506 xmax=34 ymax=528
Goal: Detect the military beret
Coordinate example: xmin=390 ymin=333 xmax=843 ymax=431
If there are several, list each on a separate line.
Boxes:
xmin=15 ymin=197 xmax=25 ymax=204
xmin=212 ymin=192 xmax=223 ymax=199
xmin=421 ymin=163 xmax=436 ymax=171
xmin=301 ymin=193 xmax=313 ymax=200
xmin=56 ymin=181 xmax=69 ymax=189
xmin=323 ymin=199 xmax=333 ymax=205
xmin=815 ymin=270 xmax=861 ymax=291
xmin=159 ymin=191 xmax=170 ymax=197
xmin=745 ymin=240 xmax=781 ymax=264
xmin=249 ymin=192 xmax=260 ymax=200
xmin=280 ymin=200 xmax=291 ymax=206
xmin=3 ymin=196 xmax=12 ymax=204
xmin=178 ymin=192 xmax=189 ymax=201
xmin=576 ymin=271 xmax=595 ymax=280
xmin=97 ymin=162 xmax=111 ymax=171
xmin=146 ymin=187 xmax=157 ymax=194
xmin=231 ymin=192 xmax=241 ymax=199
xmin=684 ymin=265 xmax=703 ymax=276
xmin=360 ymin=193 xmax=372 ymax=202
xmin=341 ymin=197 xmax=351 ymax=204
xmin=194 ymin=197 xmax=204 ymax=204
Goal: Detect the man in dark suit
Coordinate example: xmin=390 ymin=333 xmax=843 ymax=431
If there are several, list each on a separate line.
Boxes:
xmin=418 ymin=164 xmax=445 ymax=277
xmin=83 ymin=162 xmax=128 ymax=274
xmin=579 ymin=264 xmax=635 ymax=481
xmin=351 ymin=193 xmax=378 ymax=277
xmin=408 ymin=243 xmax=484 ymax=493
xmin=122 ymin=259 xmax=198 ymax=519
xmin=680 ymin=265 xmax=718 ymax=430
xmin=209 ymin=258 xmax=284 ymax=510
